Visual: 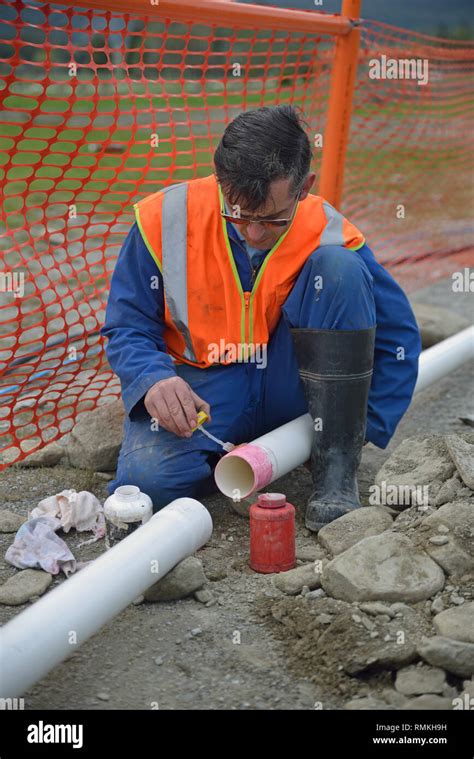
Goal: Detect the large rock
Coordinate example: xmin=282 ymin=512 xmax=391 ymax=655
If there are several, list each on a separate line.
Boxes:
xmin=395 ymin=664 xmax=446 ymax=696
xmin=0 ymin=509 xmax=27 ymax=533
xmin=318 ymin=507 xmax=393 ymax=556
xmin=419 ymin=501 xmax=474 ymax=576
xmin=66 ymin=400 xmax=125 ymax=471
xmin=273 ymin=562 xmax=325 ymax=595
xmin=321 ymin=533 xmax=445 ymax=603
xmin=20 ymin=399 xmax=125 ymax=471
xmin=417 ymin=636 xmax=474 ymax=678
xmin=19 ymin=441 xmax=64 ymax=468
xmin=0 ymin=569 xmax=53 ymax=605
xmin=144 ymin=557 xmax=206 ymax=602
xmin=375 ymin=436 xmax=455 ymax=509
xmin=446 ymin=434 xmax=474 ymax=490
xmin=411 ymin=302 xmax=470 ymax=349
xmin=433 ymin=603 xmax=474 ymax=644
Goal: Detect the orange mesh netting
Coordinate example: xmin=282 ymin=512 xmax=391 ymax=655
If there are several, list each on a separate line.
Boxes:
xmin=0 ymin=0 xmax=473 ymax=467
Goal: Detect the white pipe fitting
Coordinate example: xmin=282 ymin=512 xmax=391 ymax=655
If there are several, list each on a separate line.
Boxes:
xmin=0 ymin=498 xmax=212 ymax=698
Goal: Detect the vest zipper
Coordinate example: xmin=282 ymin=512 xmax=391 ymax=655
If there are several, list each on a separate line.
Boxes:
xmin=243 ymin=291 xmax=251 ymax=360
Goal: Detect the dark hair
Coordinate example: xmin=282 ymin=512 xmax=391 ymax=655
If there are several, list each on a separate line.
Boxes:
xmin=213 ymin=105 xmax=312 ymax=212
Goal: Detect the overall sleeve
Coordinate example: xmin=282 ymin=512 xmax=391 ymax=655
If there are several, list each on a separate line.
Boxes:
xmin=358 ymin=244 xmax=422 ymax=448
xmin=100 ymin=222 xmax=176 ymax=417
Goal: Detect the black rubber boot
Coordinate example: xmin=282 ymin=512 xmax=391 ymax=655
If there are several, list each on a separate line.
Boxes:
xmin=291 ymin=327 xmax=376 ymax=532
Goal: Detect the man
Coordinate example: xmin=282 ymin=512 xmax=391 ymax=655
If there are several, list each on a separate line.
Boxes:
xmin=101 ymin=105 xmax=421 ymax=531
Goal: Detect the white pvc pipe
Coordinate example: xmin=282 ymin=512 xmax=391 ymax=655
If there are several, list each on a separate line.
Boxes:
xmin=214 ymin=326 xmax=474 ymax=499
xmin=0 ymin=498 xmax=212 ymax=698
xmin=214 ymin=414 xmax=314 ymax=499
xmin=414 ymin=325 xmax=474 ymax=394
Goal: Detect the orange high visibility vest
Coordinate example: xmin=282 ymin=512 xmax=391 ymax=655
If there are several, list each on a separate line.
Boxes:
xmin=134 ymin=173 xmax=365 ymax=368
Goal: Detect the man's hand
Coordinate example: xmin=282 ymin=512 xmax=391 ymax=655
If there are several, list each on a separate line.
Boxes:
xmin=144 ymin=377 xmax=211 ymax=437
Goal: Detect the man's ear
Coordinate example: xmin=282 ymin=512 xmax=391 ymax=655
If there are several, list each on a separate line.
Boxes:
xmin=299 ymin=172 xmax=316 ymax=202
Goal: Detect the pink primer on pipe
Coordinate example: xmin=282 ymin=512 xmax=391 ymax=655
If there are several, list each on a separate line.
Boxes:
xmin=214 ymin=443 xmax=274 ymax=499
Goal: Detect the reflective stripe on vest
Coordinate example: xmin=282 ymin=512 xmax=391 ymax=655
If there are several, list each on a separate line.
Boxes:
xmin=320 ymin=201 xmax=344 ymax=247
xmin=161 ymin=182 xmax=198 ymax=364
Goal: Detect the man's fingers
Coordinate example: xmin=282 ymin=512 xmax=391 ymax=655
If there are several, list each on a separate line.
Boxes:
xmin=191 ymin=391 xmax=211 ymax=422
xmin=161 ymin=387 xmax=193 ymax=436
xmin=176 ymin=387 xmax=199 ymax=430
xmin=143 ymin=377 xmax=211 ymax=437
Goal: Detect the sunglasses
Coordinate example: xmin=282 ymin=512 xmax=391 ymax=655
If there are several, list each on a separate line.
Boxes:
xmin=220 ymin=189 xmax=301 ymax=229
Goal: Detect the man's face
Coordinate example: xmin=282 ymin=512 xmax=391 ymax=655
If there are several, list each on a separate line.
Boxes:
xmin=222 ymin=173 xmax=316 ymax=250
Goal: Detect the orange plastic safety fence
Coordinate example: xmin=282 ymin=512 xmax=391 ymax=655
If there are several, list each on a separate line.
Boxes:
xmin=349 ymin=20 xmax=474 ymax=278
xmin=0 ymin=1 xmax=473 ymax=468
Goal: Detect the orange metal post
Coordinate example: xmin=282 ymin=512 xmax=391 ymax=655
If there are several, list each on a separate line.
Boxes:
xmin=57 ymin=0 xmax=352 ymax=36
xmin=318 ymin=0 xmax=362 ymax=208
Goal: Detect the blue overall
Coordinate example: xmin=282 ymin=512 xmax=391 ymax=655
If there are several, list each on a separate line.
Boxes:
xmin=101 ymin=211 xmax=421 ymax=511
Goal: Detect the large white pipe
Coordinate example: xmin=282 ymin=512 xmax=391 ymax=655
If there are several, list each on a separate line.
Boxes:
xmin=414 ymin=325 xmax=474 ymax=394
xmin=0 ymin=498 xmax=212 ymax=698
xmin=215 ymin=326 xmax=474 ymax=499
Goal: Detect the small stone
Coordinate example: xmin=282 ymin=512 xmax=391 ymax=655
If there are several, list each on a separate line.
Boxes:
xmin=296 ymin=545 xmax=326 ymax=562
xmin=144 ymin=557 xmax=207 ymax=602
xmin=359 ymin=602 xmax=396 ymax=618
xmin=360 ymin=617 xmax=376 ymax=632
xmin=417 ymin=636 xmax=474 ymax=678
xmin=395 ymin=665 xmax=446 ymax=696
xmin=306 ymin=588 xmax=326 ymax=600
xmin=433 ymin=603 xmax=474 ymax=643
xmin=314 ymin=613 xmax=333 ymax=625
xmin=95 ymin=471 xmax=114 ymax=481
xmin=450 ymin=594 xmax=465 ymax=606
xmin=0 ymin=509 xmax=27 ymax=533
xmin=154 ymin=656 xmax=165 ymax=666
xmin=445 ymin=434 xmax=474 ymax=489
xmin=273 ymin=561 xmax=325 ymax=596
xmin=194 ymin=588 xmax=214 ymax=604
xmin=96 ymin=692 xmax=110 ymax=701
xmin=431 ymin=597 xmax=445 ymax=614
xmin=190 ymin=627 xmax=202 ymax=637
xmin=429 ymin=535 xmax=449 ymax=546
xmin=0 ymin=570 xmax=53 ymax=605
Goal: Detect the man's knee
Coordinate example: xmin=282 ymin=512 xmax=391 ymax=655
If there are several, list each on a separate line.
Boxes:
xmin=283 ymin=245 xmax=375 ymax=329
xmin=308 ymin=245 xmax=372 ymax=288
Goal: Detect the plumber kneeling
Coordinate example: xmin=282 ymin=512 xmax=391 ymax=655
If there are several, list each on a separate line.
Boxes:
xmin=101 ymin=105 xmax=421 ymax=532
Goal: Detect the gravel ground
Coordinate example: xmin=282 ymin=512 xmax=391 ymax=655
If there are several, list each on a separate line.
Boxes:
xmin=0 ymin=275 xmax=472 ymax=710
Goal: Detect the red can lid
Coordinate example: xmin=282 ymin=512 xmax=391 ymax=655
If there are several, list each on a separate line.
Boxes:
xmin=257 ymin=493 xmax=286 ymax=509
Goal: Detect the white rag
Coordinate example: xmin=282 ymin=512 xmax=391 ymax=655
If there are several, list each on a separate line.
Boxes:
xmin=5 ymin=516 xmax=77 ymax=576
xmin=30 ymin=489 xmax=106 ymax=543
